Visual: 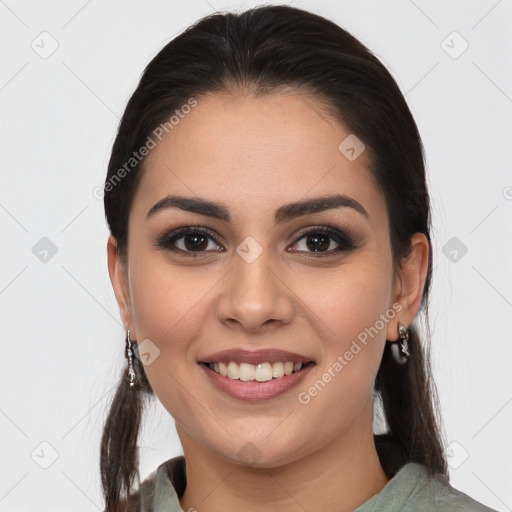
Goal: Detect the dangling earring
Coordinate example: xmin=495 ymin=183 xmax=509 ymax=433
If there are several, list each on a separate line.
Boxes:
xmin=390 ymin=323 xmax=410 ymax=364
xmin=126 ymin=329 xmax=137 ymax=387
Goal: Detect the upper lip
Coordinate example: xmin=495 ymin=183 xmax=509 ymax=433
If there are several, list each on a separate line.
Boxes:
xmin=199 ymin=349 xmax=315 ymax=365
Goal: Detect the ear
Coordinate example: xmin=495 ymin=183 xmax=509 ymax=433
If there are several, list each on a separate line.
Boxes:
xmin=107 ymin=235 xmax=136 ymax=336
xmin=386 ymin=232 xmax=430 ymax=341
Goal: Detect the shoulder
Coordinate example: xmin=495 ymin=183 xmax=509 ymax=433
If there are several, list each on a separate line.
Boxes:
xmin=138 ymin=455 xmax=186 ymax=512
xmin=117 ymin=457 xmax=183 ymax=512
xmin=397 ymin=463 xmax=499 ymax=512
xmin=356 ymin=462 xmax=499 ymax=512
xmin=425 ymin=470 xmax=498 ymax=511
xmin=138 ymin=466 xmax=159 ymax=511
xmin=115 ymin=468 xmax=160 ymax=512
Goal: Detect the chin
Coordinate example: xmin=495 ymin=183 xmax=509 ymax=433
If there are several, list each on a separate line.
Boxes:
xmin=216 ymin=438 xmax=309 ymax=469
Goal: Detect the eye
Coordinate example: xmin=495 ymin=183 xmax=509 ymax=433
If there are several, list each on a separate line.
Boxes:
xmin=288 ymin=226 xmax=357 ymax=257
xmin=155 ymin=227 xmax=223 ymax=256
xmin=155 ymin=225 xmax=357 ymax=257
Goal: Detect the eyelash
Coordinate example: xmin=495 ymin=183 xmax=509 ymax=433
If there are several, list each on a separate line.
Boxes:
xmin=155 ymin=225 xmax=358 ymax=258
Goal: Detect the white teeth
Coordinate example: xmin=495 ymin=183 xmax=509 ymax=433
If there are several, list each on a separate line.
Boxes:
xmin=284 ymin=362 xmax=294 ymax=375
xmin=208 ymin=361 xmax=304 ymax=381
xmin=227 ymin=361 xmax=239 ymax=379
xmin=255 ymin=362 xmax=273 ymax=382
xmin=239 ymin=363 xmax=255 ymax=381
xmin=272 ymin=361 xmax=284 ymax=378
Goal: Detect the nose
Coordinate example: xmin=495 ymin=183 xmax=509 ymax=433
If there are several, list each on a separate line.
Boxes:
xmin=215 ymin=248 xmax=295 ymax=333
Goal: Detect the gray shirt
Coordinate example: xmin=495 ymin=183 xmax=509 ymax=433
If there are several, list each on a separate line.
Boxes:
xmin=139 ymin=455 xmax=499 ymax=511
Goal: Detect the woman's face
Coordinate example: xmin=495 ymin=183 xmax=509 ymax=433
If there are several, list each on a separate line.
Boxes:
xmin=111 ymin=89 xmax=405 ymax=467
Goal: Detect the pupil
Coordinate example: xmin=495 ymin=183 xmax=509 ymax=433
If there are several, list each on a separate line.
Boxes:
xmin=185 ymin=233 xmax=208 ymax=251
xmin=307 ymin=233 xmax=329 ymax=252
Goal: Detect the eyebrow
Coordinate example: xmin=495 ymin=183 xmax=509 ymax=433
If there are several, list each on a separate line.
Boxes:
xmin=146 ymin=193 xmax=369 ymax=224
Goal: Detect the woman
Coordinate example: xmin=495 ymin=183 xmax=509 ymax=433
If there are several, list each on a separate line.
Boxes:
xmin=100 ymin=5 xmax=498 ymax=512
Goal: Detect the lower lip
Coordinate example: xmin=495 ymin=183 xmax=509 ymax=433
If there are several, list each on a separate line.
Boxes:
xmin=199 ymin=363 xmax=315 ymax=401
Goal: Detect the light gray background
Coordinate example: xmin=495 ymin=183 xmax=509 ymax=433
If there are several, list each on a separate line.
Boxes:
xmin=1 ymin=1 xmax=511 ymax=511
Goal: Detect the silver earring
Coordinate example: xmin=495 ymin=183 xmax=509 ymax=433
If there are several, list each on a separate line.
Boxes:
xmin=390 ymin=323 xmax=410 ymax=364
xmin=126 ymin=329 xmax=137 ymax=387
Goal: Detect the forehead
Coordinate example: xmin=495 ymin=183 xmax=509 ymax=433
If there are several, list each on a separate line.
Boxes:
xmin=131 ymin=90 xmax=386 ymax=227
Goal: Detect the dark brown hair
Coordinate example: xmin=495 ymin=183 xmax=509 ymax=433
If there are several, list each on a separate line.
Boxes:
xmin=100 ymin=5 xmax=447 ymax=511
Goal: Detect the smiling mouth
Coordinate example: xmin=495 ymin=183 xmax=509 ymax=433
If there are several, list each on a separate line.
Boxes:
xmin=201 ymin=361 xmax=316 ymax=382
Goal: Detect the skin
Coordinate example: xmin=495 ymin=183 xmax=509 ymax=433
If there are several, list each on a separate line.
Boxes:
xmin=108 ymin=89 xmax=429 ymax=512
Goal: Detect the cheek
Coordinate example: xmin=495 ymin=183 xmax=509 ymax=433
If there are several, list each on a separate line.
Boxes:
xmin=302 ymin=260 xmax=393 ymax=343
xmin=130 ymin=256 xmax=215 ymax=344
xmin=127 ymin=256 xmax=224 ymax=415
xmin=124 ymin=253 xmax=257 ymax=452
xmin=128 ymin=273 xmax=200 ymax=424
xmin=301 ymin=263 xmax=392 ymax=397
xmin=290 ymin=271 xmax=391 ymax=446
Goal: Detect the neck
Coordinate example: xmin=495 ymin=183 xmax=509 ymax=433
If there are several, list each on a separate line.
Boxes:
xmin=177 ymin=407 xmax=390 ymax=512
